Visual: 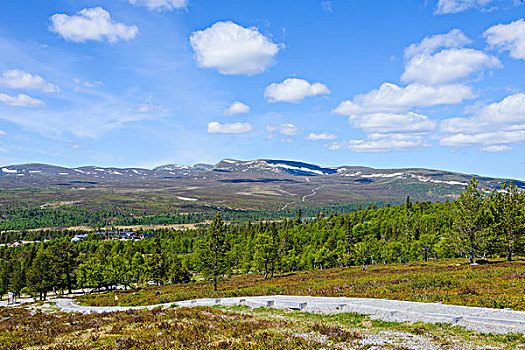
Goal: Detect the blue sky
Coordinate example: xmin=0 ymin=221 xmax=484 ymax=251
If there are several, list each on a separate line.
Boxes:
xmin=1 ymin=0 xmax=525 ymax=179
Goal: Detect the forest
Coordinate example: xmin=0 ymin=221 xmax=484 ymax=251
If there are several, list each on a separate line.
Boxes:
xmin=0 ymin=178 xmax=523 ymax=301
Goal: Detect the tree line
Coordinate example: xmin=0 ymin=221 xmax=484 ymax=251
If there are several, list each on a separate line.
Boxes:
xmin=0 ymin=178 xmax=523 ymax=299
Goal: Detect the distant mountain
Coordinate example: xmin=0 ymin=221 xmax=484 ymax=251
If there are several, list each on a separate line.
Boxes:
xmin=0 ymin=159 xmax=522 ymax=213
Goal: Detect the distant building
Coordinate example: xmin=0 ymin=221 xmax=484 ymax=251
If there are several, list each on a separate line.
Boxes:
xmin=71 ymin=234 xmax=88 ymax=242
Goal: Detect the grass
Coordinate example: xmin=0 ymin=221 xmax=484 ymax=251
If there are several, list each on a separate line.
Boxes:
xmin=78 ymin=258 xmax=525 ymax=311
xmin=1 ymin=304 xmax=524 ymax=349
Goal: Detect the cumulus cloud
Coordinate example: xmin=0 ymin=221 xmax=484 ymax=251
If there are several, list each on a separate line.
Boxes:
xmin=305 ymin=132 xmax=337 ymax=140
xmin=266 ymin=123 xmax=298 ymax=136
xmin=0 ymin=69 xmax=58 ymax=93
xmin=435 ymin=0 xmax=498 ymax=14
xmin=440 ymin=93 xmax=525 ymax=150
xmin=440 ymin=130 xmax=525 ymax=148
xmin=333 ymin=83 xmax=475 ymax=115
xmin=224 ymin=101 xmax=250 ymax=116
xmin=49 ymin=7 xmax=139 ymax=43
xmin=441 ymin=93 xmax=525 ymax=133
xmin=404 ymin=29 xmax=471 ymax=59
xmin=350 ymin=112 xmax=436 ymax=134
xmin=207 ymin=121 xmax=253 ymax=134
xmin=264 ymin=78 xmax=330 ymax=103
xmin=0 ymin=93 xmax=45 ymax=107
xmin=484 ymin=19 xmax=525 ymax=60
xmin=327 ymin=134 xmax=429 ymax=152
xmin=402 ymin=48 xmax=501 ymax=85
xmin=0 ymin=130 xmax=7 ymax=136
xmin=190 ymin=21 xmax=281 ymax=75
xmin=128 ymin=0 xmax=187 ymax=11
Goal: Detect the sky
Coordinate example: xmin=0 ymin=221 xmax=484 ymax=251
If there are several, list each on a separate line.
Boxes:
xmin=1 ymin=0 xmax=525 ymax=179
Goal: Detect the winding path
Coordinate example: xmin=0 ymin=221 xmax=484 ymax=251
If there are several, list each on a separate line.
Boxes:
xmin=50 ymin=295 xmax=525 ymax=335
xmin=301 ymin=185 xmax=325 ymax=202
xmin=280 ymin=185 xmax=325 ymax=211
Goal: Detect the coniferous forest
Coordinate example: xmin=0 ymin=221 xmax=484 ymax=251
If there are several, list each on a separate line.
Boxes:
xmin=0 ymin=178 xmax=523 ymax=302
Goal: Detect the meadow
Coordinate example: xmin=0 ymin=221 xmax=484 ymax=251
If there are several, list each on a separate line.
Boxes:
xmin=2 ymin=303 xmax=524 ymax=349
xmin=78 ymin=259 xmax=525 ymax=311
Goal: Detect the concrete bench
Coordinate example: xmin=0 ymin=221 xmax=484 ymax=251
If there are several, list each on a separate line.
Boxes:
xmin=274 ymin=301 xmax=307 ymax=310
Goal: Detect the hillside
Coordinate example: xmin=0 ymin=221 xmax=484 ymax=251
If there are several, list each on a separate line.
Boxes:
xmin=0 ymin=159 xmax=522 ymax=219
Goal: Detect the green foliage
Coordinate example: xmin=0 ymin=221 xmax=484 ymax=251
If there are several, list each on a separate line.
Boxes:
xmin=195 ymin=213 xmax=230 ymax=291
xmin=26 ymin=248 xmax=55 ymax=300
xmin=1 ymin=177 xmax=524 ymax=303
xmin=453 ymin=178 xmax=491 ymax=263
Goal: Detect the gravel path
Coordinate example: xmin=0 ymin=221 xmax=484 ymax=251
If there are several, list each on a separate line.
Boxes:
xmin=48 ymin=295 xmax=525 ymax=334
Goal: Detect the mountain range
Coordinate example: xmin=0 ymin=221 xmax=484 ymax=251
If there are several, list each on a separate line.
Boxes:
xmin=0 ymin=159 xmax=522 ymax=215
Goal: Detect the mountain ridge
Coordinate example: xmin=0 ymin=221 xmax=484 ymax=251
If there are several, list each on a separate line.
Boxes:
xmin=0 ymin=158 xmax=523 ymax=215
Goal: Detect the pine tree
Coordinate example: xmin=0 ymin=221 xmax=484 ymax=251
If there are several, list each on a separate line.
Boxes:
xmin=168 ymin=255 xmax=190 ymax=284
xmin=196 ymin=213 xmax=229 ymax=291
xmin=453 ymin=178 xmax=489 ymax=263
xmin=254 ymin=229 xmax=278 ymax=279
xmin=489 ymin=181 xmax=524 ymax=261
xmin=26 ymin=248 xmax=54 ymax=300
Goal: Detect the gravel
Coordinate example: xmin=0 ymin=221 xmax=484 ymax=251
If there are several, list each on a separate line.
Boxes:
xmin=38 ymin=295 xmax=525 ymax=334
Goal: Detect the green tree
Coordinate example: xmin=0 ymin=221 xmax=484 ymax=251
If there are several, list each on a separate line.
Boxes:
xmin=196 ymin=213 xmax=229 ymax=291
xmin=49 ymin=241 xmax=77 ymax=294
xmin=453 ymin=178 xmax=490 ymax=263
xmin=131 ymin=252 xmax=145 ymax=285
xmin=490 ymin=181 xmax=525 ymax=261
xmin=78 ymin=257 xmax=104 ymax=290
xmin=167 ymin=255 xmax=190 ymax=284
xmin=143 ymin=254 xmax=164 ymax=285
xmin=26 ymin=248 xmax=55 ymax=300
xmin=0 ymin=259 xmax=8 ymax=301
xmin=8 ymin=259 xmax=25 ymax=299
xmin=254 ymin=229 xmax=278 ymax=279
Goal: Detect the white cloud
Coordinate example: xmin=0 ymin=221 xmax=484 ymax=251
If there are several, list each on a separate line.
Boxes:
xmin=484 ymin=19 xmax=525 ymax=60
xmin=0 ymin=96 xmax=164 ymax=139
xmin=266 ymin=123 xmax=298 ymax=136
xmin=305 ymin=131 xmax=337 ymax=140
xmin=49 ymin=7 xmax=139 ymax=43
xmin=439 ymin=93 xmax=525 ymax=150
xmin=128 ymin=0 xmax=187 ymax=11
xmin=402 ymin=48 xmax=501 ymax=85
xmin=224 ymin=101 xmax=250 ymax=116
xmin=207 ymin=121 xmax=253 ymax=134
xmin=190 ymin=21 xmax=281 ymax=75
xmin=440 ymin=131 xmax=525 ymax=148
xmin=481 ymin=145 xmax=512 ymax=152
xmin=0 ymin=93 xmax=45 ymax=107
xmin=441 ymin=93 xmax=525 ymax=133
xmin=280 ymin=138 xmax=293 ymax=143
xmin=0 ymin=130 xmax=6 ymax=136
xmin=264 ymin=78 xmax=330 ymax=103
xmin=350 ymin=112 xmax=436 ymax=134
xmin=435 ymin=0 xmax=497 ymax=14
xmin=333 ymin=83 xmax=475 ymax=115
xmin=322 ymin=1 xmax=333 ymax=12
xmin=0 ymin=69 xmax=58 ymax=93
xmin=74 ymin=78 xmax=103 ymax=88
xmin=327 ymin=133 xmax=429 ymax=152
xmin=404 ymin=29 xmax=471 ymax=58
xmin=133 ymin=104 xmax=160 ymax=113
